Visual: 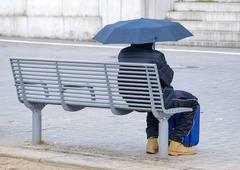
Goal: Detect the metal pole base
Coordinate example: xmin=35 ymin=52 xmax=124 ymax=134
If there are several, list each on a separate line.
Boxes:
xmin=158 ymin=118 xmax=169 ymax=158
xmin=30 ymin=103 xmax=45 ymax=145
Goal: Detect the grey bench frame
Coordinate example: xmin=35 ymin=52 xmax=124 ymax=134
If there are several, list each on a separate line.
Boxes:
xmin=10 ymin=57 xmax=192 ymax=158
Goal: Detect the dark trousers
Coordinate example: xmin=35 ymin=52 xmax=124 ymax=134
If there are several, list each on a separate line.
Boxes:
xmin=146 ymin=90 xmax=199 ymax=143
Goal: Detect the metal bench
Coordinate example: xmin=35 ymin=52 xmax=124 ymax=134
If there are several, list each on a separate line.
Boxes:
xmin=10 ymin=57 xmax=192 ymax=158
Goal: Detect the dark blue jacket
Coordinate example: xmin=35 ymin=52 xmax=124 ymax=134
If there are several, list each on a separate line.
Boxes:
xmin=118 ymin=44 xmax=174 ymax=108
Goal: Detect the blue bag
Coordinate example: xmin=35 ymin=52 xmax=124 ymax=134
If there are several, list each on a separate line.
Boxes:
xmin=168 ymin=105 xmax=200 ymax=147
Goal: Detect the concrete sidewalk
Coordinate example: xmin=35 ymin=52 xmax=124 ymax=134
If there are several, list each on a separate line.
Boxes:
xmin=1 ymin=37 xmax=240 ymax=169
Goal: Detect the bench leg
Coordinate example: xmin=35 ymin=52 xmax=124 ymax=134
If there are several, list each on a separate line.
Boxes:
xmin=158 ymin=118 xmax=169 ymax=158
xmin=30 ymin=103 xmax=45 ymax=145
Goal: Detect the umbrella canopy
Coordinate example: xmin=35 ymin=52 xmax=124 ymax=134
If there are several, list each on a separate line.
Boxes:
xmin=92 ymin=18 xmax=193 ymax=44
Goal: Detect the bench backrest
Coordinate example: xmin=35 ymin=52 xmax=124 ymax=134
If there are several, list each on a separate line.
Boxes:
xmin=10 ymin=58 xmax=165 ymax=114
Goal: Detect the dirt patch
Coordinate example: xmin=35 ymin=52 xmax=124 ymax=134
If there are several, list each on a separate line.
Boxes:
xmin=0 ymin=157 xmax=96 ymax=170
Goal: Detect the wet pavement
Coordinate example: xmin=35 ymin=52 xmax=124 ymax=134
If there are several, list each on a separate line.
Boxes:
xmin=0 ymin=37 xmax=240 ymax=169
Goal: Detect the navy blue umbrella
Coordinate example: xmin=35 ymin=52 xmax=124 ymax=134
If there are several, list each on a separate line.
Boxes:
xmin=92 ymin=18 xmax=193 ymax=44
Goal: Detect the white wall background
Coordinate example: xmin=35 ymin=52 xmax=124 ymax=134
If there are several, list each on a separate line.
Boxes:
xmin=0 ymin=0 xmax=171 ymax=40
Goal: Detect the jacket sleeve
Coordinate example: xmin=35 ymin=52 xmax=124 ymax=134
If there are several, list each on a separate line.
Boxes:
xmin=152 ymin=51 xmax=174 ymax=87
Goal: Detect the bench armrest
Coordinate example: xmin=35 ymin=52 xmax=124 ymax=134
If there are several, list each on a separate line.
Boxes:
xmin=164 ymin=107 xmax=193 ymax=114
xmin=15 ymin=80 xmax=50 ymax=98
xmin=62 ymin=84 xmax=96 ymax=101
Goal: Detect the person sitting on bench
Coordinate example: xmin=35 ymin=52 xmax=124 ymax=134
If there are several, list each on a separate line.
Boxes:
xmin=118 ymin=43 xmax=199 ymax=156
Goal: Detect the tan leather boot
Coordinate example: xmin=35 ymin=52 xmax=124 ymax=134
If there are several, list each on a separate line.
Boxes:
xmin=146 ymin=137 xmax=158 ymax=154
xmin=168 ymin=140 xmax=197 ymax=156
